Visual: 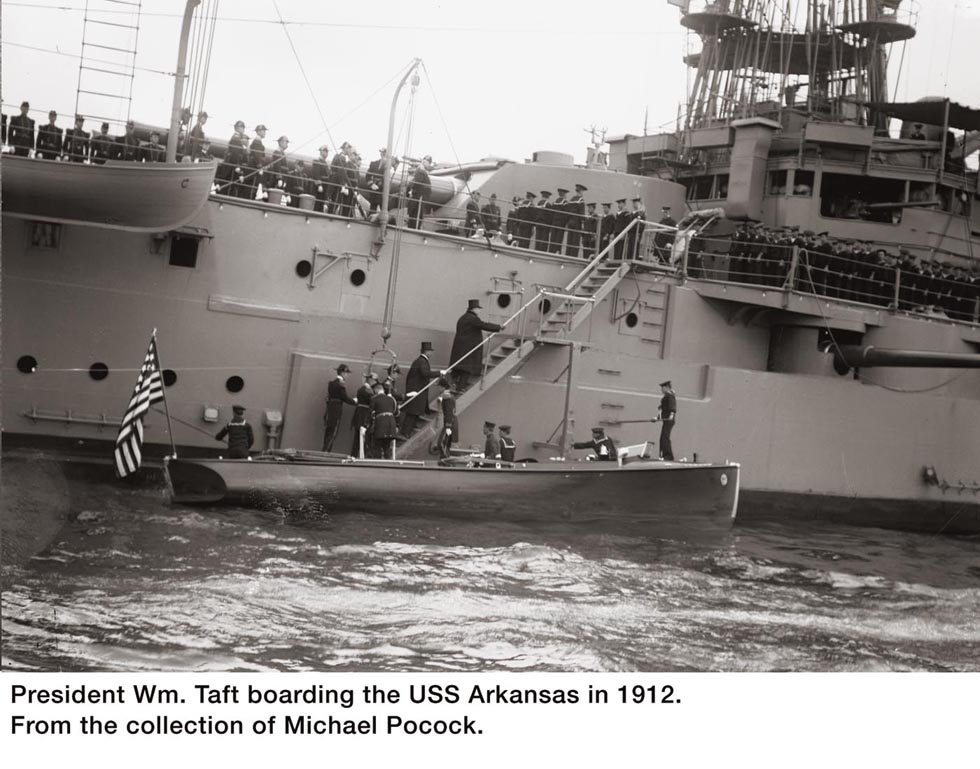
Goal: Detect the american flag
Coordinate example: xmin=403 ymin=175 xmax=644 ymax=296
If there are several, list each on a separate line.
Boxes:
xmin=114 ymin=334 xmax=165 ymax=477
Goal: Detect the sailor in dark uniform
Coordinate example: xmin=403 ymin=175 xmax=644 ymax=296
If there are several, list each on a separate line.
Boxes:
xmin=249 ymin=124 xmax=268 ymax=200
xmin=498 ymin=425 xmax=516 ymax=462
xmin=654 ymin=205 xmax=676 ymax=263
xmin=573 ymin=426 xmax=618 ymax=461
xmin=511 ymin=191 xmax=535 ymax=248
xmin=323 ymin=363 xmax=355 ymax=452
xmin=220 ymin=120 xmax=249 ymax=197
xmin=370 ymin=381 xmax=399 ymax=459
xmin=565 ymin=184 xmax=587 ymax=257
xmin=629 ymin=196 xmax=646 ymax=260
xmin=36 ymin=110 xmax=64 ymax=159
xmin=655 ymin=380 xmax=676 ymax=461
xmin=406 ymin=154 xmax=433 ymax=229
xmin=140 ymin=130 xmax=165 ymax=162
xmin=8 ymin=101 xmax=35 ymax=157
xmin=269 ymin=135 xmax=290 ymax=191
xmin=311 ymin=145 xmax=332 ymax=213
xmin=63 ymin=114 xmax=90 ymax=162
xmin=350 ymin=371 xmax=378 ymax=457
xmin=481 ymin=193 xmax=502 ymax=236
xmin=612 ymin=198 xmax=630 ymax=259
xmin=215 ymin=405 xmax=255 ymax=459
xmin=188 ymin=111 xmax=208 ymax=160
xmin=533 ymin=190 xmax=553 ymax=251
xmin=402 ymin=341 xmax=439 ymax=437
xmin=288 ymin=159 xmax=311 ymax=206
xmin=89 ymin=122 xmax=113 ymax=164
xmin=483 ymin=421 xmax=502 ymax=459
xmin=436 ymin=378 xmax=458 ymax=459
xmin=115 ymin=119 xmax=140 ymax=161
xmin=464 ymin=190 xmax=484 ymax=236
xmin=600 ymin=202 xmax=616 ymax=253
xmin=365 ymin=147 xmax=395 ymax=214
xmin=549 ymin=188 xmax=569 ymax=254
xmin=909 ymin=123 xmax=926 ymax=141
xmin=581 ymin=202 xmax=599 ymax=257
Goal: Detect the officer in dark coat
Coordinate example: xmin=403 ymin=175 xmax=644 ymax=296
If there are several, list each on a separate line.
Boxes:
xmin=323 ymin=363 xmax=355 ymax=452
xmin=269 ymin=135 xmax=290 ymax=190
xmin=565 ymin=184 xmax=587 ymax=257
xmin=401 ymin=341 xmax=439 ymax=436
xmin=63 ymin=114 xmax=90 ymax=162
xmin=612 ymin=198 xmax=630 ymax=259
xmin=8 ymin=101 xmax=36 ymax=157
xmin=350 ymin=371 xmax=378 ymax=457
xmin=115 ymin=120 xmax=140 ymax=161
xmin=249 ymin=124 xmax=268 ymax=200
xmin=654 ymin=205 xmax=676 ymax=263
xmin=365 ymin=147 xmax=395 ymax=214
xmin=481 ymin=193 xmax=502 ymax=235
xmin=220 ymin=121 xmax=249 ymax=197
xmin=600 ymin=202 xmax=616 ymax=253
xmin=311 ymin=145 xmax=332 ymax=213
xmin=573 ymin=427 xmax=618 ymax=461
xmin=464 ymin=191 xmax=484 ymax=236
xmin=436 ymin=378 xmax=458 ymax=459
xmin=188 ymin=111 xmax=208 ymax=160
xmin=36 ymin=110 xmax=64 ymax=159
xmin=498 ymin=425 xmax=516 ymax=462
xmin=549 ymin=188 xmax=569 ymax=253
xmin=581 ymin=202 xmax=599 ymax=256
xmin=629 ymin=197 xmax=646 ymax=260
xmin=449 ymin=299 xmax=503 ymax=392
xmin=483 ymin=421 xmax=502 ymax=459
xmin=655 ymin=380 xmax=676 ymax=461
xmin=533 ymin=190 xmax=553 ymax=251
xmin=215 ymin=405 xmax=255 ymax=459
xmin=407 ymin=154 xmax=433 ymax=229
xmin=511 ymin=191 xmax=535 ymax=247
xmin=88 ymin=122 xmax=113 ymax=164
xmin=140 ymin=130 xmax=165 ymax=162
xmin=288 ymin=160 xmax=311 ymax=206
xmin=369 ymin=381 xmax=399 ymax=459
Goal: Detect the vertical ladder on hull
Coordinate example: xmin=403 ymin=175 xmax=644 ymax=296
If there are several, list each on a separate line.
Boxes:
xmin=74 ymin=0 xmax=143 ymax=128
xmin=398 ymin=255 xmax=634 ymax=460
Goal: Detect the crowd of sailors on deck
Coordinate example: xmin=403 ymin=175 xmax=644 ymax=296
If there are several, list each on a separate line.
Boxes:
xmin=687 ymin=223 xmax=980 ymax=322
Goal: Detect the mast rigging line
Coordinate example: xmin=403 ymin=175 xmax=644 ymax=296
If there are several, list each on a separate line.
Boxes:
xmin=270 ymin=0 xmax=337 ymax=154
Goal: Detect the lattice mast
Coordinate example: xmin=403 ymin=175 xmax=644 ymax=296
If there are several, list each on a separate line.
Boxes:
xmin=678 ymin=0 xmax=917 ymax=131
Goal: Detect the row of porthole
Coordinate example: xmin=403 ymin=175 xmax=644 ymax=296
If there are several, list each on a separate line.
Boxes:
xmin=15 ymin=356 xmax=246 ymax=393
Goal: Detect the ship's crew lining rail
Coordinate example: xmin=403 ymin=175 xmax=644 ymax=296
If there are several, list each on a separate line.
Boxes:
xmin=679 ymin=234 xmax=980 ymax=323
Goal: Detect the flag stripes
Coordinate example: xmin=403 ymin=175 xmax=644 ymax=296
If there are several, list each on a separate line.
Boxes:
xmin=114 ymin=335 xmax=165 ymax=477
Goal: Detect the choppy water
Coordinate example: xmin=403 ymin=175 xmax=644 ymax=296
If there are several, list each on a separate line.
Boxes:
xmin=3 ymin=477 xmax=979 ymax=672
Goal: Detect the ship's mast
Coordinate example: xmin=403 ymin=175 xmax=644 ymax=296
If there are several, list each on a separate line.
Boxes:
xmin=678 ymin=0 xmax=916 ymax=133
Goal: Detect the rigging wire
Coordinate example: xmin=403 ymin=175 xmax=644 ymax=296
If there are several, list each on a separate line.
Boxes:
xmin=270 ymin=0 xmax=337 ymax=153
xmin=198 ymin=0 xmax=220 ymax=115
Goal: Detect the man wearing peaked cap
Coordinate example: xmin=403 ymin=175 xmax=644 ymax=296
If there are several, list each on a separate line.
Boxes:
xmin=402 ymin=340 xmax=440 ymax=437
xmin=565 ymin=184 xmax=588 ymax=258
xmin=350 ymin=371 xmax=378 ymax=457
xmin=655 ymin=380 xmax=676 ymax=461
xmin=63 ymin=113 xmax=90 ymax=163
xmin=189 ymin=111 xmax=208 ymax=160
xmin=582 ymin=201 xmax=599 ymax=256
xmin=483 ymin=421 xmax=502 ymax=460
xmin=216 ymin=405 xmax=254 ymax=459
xmin=9 ymin=100 xmax=35 ymax=156
xmin=572 ymin=426 xmax=618 ymax=462
xmin=270 ymin=135 xmax=290 ymax=190
xmin=629 ymin=196 xmax=646 ymax=260
xmin=612 ymin=198 xmax=630 ymax=259
xmin=449 ymin=299 xmax=502 ymax=393
xmin=323 ymin=363 xmax=355 ymax=452
xmin=221 ymin=119 xmax=250 ymax=198
xmin=36 ymin=110 xmax=63 ymax=160
xmin=534 ymin=190 xmax=554 ymax=251
xmin=549 ymin=188 xmax=569 ymax=254
xmin=249 ymin=124 xmax=268 ymax=200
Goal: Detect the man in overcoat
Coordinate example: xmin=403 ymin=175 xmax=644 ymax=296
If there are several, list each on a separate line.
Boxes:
xmin=449 ymin=299 xmax=502 ymax=392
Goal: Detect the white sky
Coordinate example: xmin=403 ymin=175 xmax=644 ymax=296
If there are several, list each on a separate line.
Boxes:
xmin=2 ymin=0 xmax=979 ymax=164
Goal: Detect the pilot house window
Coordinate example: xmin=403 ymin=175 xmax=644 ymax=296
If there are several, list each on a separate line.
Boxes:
xmin=820 ymin=173 xmax=904 ymax=224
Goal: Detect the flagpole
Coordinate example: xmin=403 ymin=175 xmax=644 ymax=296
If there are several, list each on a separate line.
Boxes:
xmin=153 ymin=328 xmax=178 ymax=459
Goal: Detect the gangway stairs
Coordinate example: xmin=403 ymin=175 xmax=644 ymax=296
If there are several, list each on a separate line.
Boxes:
xmin=398 ymin=223 xmax=639 ymax=460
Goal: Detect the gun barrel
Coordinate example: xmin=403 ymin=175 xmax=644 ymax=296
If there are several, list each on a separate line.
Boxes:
xmin=835 ymin=345 xmax=980 ymax=369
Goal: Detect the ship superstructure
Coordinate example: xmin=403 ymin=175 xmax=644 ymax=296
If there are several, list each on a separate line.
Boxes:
xmin=3 ymin=0 xmax=979 ymax=534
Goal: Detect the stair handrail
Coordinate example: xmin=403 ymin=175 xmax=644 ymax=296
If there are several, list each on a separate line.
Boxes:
xmin=564 ymin=217 xmax=639 ymax=294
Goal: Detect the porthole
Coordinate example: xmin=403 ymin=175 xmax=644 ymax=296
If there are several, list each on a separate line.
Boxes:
xmin=89 ymin=362 xmax=109 ymax=381
xmin=225 ymin=375 xmax=244 ymax=393
xmin=350 ymin=268 xmax=366 ymax=286
xmin=497 ymin=293 xmax=512 ymax=309
xmin=163 ymin=369 xmax=178 ymax=387
xmin=295 ymin=260 xmax=312 ymax=278
xmin=538 ymin=298 xmax=552 ymax=315
xmin=625 ymin=312 xmax=639 ymax=328
xmin=17 ymin=355 xmax=37 ymax=374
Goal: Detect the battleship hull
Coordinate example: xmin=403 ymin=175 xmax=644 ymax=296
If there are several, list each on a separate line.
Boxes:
xmin=3 ymin=160 xmax=980 ymax=536
xmin=165 ymin=455 xmax=739 ymax=538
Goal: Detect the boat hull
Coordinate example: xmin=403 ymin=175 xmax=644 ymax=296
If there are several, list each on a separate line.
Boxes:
xmin=166 ymin=456 xmax=739 ymax=537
